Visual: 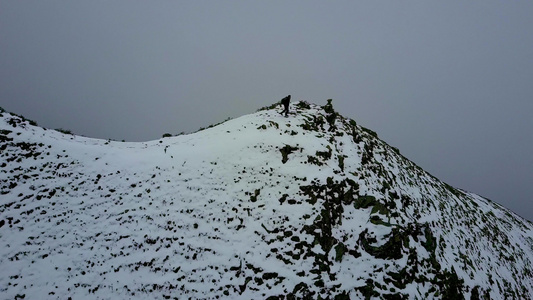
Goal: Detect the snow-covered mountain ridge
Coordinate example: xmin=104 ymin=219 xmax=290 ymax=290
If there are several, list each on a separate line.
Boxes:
xmin=1 ymin=101 xmax=532 ymax=299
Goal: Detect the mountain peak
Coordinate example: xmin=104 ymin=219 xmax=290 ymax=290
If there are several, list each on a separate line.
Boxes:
xmin=1 ymin=101 xmax=532 ymax=299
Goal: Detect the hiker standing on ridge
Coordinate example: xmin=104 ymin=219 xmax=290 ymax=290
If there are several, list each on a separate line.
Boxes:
xmin=280 ymin=95 xmax=291 ymax=117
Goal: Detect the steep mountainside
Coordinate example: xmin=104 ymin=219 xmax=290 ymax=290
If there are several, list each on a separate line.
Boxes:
xmin=1 ymin=102 xmax=532 ymax=299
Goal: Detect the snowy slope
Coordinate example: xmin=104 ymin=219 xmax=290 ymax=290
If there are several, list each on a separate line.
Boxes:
xmin=1 ymin=102 xmax=532 ymax=299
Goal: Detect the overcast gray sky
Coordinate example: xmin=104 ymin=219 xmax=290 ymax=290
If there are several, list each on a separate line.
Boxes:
xmin=1 ymin=1 xmax=532 ymax=221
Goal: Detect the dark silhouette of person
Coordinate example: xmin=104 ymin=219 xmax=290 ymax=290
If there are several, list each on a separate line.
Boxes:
xmin=281 ymin=95 xmax=291 ymax=117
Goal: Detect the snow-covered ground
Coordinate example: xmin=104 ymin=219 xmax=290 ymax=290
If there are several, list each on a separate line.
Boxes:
xmin=1 ymin=102 xmax=532 ymax=299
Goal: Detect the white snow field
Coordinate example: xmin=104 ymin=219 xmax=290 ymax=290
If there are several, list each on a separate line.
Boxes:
xmin=1 ymin=102 xmax=532 ymax=299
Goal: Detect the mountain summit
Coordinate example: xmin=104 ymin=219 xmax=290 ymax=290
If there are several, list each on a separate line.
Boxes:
xmin=1 ymin=101 xmax=532 ymax=299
